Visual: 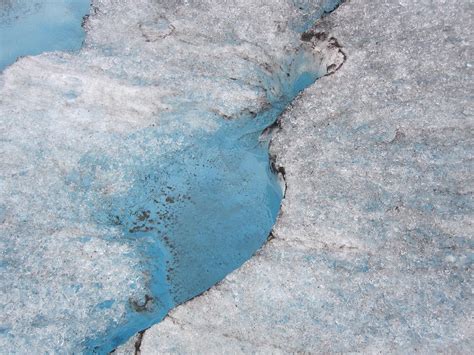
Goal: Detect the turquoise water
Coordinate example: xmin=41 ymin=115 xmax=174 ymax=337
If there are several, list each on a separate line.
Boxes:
xmin=0 ymin=0 xmax=340 ymax=353
xmin=0 ymin=0 xmax=90 ymax=70
xmin=81 ymin=117 xmax=285 ymax=351
xmin=81 ymin=80 xmax=314 ymax=352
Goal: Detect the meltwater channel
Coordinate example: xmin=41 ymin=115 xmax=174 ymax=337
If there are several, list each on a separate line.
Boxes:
xmin=0 ymin=0 xmax=342 ymax=352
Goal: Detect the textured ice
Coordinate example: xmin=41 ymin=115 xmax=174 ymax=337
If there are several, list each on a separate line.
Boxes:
xmin=135 ymin=0 xmax=474 ymax=353
xmin=0 ymin=0 xmax=343 ymax=352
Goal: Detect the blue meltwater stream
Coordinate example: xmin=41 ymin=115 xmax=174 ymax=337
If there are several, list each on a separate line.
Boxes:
xmin=0 ymin=0 xmax=341 ymax=353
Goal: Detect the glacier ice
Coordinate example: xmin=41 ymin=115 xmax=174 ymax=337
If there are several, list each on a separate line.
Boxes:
xmin=0 ymin=0 xmax=342 ymax=352
xmin=132 ymin=0 xmax=474 ymax=353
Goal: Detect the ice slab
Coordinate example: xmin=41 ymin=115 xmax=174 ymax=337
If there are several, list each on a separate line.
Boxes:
xmin=0 ymin=0 xmax=343 ymax=352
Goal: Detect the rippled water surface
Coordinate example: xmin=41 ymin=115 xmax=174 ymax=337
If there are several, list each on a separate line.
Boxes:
xmin=0 ymin=0 xmax=90 ymax=70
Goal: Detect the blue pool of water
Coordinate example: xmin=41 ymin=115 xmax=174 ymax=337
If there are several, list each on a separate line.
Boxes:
xmin=82 ymin=89 xmax=301 ymax=352
xmin=0 ymin=0 xmax=90 ymax=70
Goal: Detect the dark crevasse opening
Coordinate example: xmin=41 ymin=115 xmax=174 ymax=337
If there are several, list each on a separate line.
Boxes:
xmin=0 ymin=0 xmax=344 ymax=353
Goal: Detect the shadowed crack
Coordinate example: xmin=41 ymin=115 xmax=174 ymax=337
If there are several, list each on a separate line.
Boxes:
xmin=134 ymin=330 xmax=145 ymax=355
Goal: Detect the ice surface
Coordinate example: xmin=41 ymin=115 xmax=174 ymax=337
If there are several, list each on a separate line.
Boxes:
xmin=0 ymin=0 xmax=343 ymax=352
xmin=135 ymin=0 xmax=474 ymax=353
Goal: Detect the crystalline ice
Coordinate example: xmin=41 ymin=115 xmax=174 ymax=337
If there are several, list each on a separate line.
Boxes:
xmin=129 ymin=0 xmax=474 ymax=353
xmin=0 ymin=0 xmax=342 ymax=352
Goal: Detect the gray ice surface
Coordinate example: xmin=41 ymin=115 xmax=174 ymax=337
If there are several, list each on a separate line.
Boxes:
xmin=136 ymin=0 xmax=474 ymax=353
